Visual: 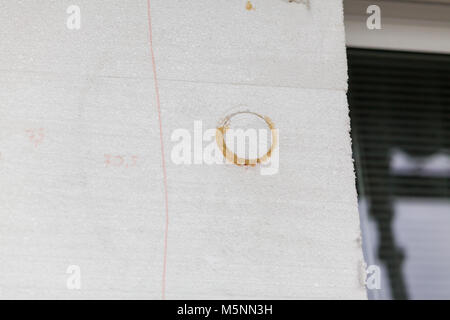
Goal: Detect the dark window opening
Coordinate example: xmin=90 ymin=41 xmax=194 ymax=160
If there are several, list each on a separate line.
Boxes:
xmin=348 ymin=48 xmax=450 ymax=300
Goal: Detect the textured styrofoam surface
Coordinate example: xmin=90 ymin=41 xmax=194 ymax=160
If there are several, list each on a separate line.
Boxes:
xmin=0 ymin=0 xmax=366 ymax=299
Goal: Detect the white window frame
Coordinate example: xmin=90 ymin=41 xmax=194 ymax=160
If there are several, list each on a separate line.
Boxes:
xmin=344 ymin=0 xmax=450 ymax=54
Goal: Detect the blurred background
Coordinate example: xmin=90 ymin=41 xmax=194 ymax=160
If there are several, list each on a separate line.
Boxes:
xmin=345 ymin=0 xmax=450 ymax=299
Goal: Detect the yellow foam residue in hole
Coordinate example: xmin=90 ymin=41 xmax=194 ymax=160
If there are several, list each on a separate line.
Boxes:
xmin=246 ymin=1 xmax=254 ymax=11
xmin=216 ymin=111 xmax=277 ymax=167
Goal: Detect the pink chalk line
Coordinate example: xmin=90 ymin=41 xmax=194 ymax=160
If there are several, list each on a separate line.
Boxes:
xmin=146 ymin=0 xmax=170 ymax=300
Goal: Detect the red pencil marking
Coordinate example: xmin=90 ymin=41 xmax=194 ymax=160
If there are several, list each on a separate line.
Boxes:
xmin=146 ymin=0 xmax=170 ymax=300
xmin=115 ymin=155 xmax=124 ymax=167
xmin=104 ymin=155 xmax=138 ymax=167
xmin=26 ymin=128 xmax=45 ymax=147
xmin=104 ymin=154 xmax=112 ymax=166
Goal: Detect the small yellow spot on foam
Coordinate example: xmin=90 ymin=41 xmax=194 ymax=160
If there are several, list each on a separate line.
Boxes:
xmin=246 ymin=1 xmax=254 ymax=11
